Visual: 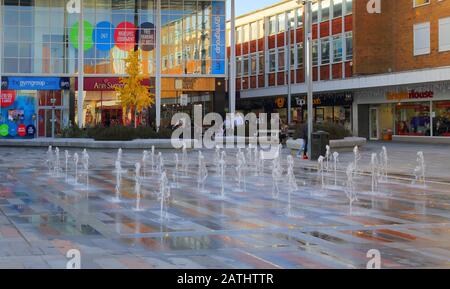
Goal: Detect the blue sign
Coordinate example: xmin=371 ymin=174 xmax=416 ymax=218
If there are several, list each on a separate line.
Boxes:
xmin=26 ymin=125 xmax=36 ymax=137
xmin=94 ymin=21 xmax=115 ymax=51
xmin=3 ymin=77 xmax=70 ymax=90
xmin=211 ymin=1 xmax=226 ymax=75
xmin=8 ymin=123 xmax=17 ymax=137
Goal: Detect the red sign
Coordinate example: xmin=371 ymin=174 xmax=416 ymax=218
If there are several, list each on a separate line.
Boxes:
xmin=76 ymin=78 xmax=152 ymax=91
xmin=17 ymin=124 xmax=26 ymax=137
xmin=114 ymin=22 xmax=137 ymax=51
xmin=1 ymin=90 xmax=16 ymax=107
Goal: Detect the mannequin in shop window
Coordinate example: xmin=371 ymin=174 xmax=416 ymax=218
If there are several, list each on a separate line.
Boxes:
xmin=85 ymin=108 xmax=94 ymax=127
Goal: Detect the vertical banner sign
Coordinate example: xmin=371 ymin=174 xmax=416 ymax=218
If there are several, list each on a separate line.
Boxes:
xmin=211 ymin=1 xmax=226 ymax=75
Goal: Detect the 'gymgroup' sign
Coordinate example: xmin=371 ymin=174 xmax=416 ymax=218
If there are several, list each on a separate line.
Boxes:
xmin=1 ymin=77 xmax=70 ymax=91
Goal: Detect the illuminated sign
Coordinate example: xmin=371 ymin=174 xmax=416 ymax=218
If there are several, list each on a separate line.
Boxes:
xmin=386 ymin=90 xmax=434 ymax=101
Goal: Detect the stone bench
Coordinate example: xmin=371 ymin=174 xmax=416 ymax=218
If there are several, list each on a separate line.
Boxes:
xmin=330 ymin=137 xmax=367 ymax=150
xmin=286 ymin=137 xmax=366 ymax=153
xmin=0 ymin=138 xmax=199 ymax=150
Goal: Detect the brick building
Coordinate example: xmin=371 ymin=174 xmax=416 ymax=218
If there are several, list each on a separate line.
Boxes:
xmin=227 ymin=0 xmax=450 ymax=142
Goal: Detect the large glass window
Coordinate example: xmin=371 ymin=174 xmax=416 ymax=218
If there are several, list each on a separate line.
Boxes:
xmin=297 ymin=8 xmax=303 ymax=28
xmin=297 ymin=43 xmax=303 ymax=67
xmin=321 ymin=0 xmax=330 ymax=22
xmin=312 ymin=40 xmax=319 ymax=66
xmin=321 ymin=37 xmax=330 ymax=65
xmin=312 ymin=3 xmax=319 ymax=23
xmin=250 ymin=22 xmax=258 ymax=41
xmin=332 ymin=35 xmax=343 ymax=63
xmin=236 ymin=56 xmax=242 ymax=76
xmin=243 ymin=55 xmax=249 ymax=76
xmin=1 ymin=0 xmax=226 ymax=76
xmin=433 ymin=101 xmax=450 ymax=137
xmin=345 ymin=0 xmax=353 ymax=15
xmin=258 ymin=52 xmax=265 ymax=74
xmin=278 ymin=13 xmax=286 ymax=33
xmin=250 ymin=54 xmax=257 ymax=76
xmin=333 ymin=0 xmax=343 ymax=18
xmin=269 ymin=49 xmax=276 ymax=72
xmin=288 ymin=11 xmax=295 ymax=29
xmin=345 ymin=32 xmax=353 ymax=60
xmin=243 ymin=24 xmax=249 ymax=43
xmin=278 ymin=48 xmax=285 ymax=71
xmin=395 ymin=102 xmax=431 ymax=136
xmin=269 ymin=16 xmax=277 ymax=35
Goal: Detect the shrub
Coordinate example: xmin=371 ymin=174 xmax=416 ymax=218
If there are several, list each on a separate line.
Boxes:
xmin=59 ymin=125 xmax=173 ymax=141
xmin=293 ymin=122 xmax=352 ymax=140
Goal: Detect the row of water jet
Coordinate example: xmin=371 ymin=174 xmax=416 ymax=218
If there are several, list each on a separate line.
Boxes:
xmin=236 ymin=149 xmax=247 ymax=191
xmin=197 ymin=151 xmax=208 ymax=193
xmin=413 ymin=151 xmax=426 ymax=187
xmin=47 ymin=146 xmax=90 ymax=190
xmin=345 ymin=162 xmax=358 ymax=214
xmin=286 ymin=155 xmax=298 ymax=217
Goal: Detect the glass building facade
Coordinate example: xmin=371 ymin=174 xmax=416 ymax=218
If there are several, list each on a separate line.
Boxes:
xmin=0 ymin=0 xmax=226 ymax=137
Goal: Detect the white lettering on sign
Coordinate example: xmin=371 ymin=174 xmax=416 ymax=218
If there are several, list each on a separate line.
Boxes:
xmin=66 ymin=0 xmax=81 ymax=14
xmin=367 ymin=0 xmax=381 ymax=14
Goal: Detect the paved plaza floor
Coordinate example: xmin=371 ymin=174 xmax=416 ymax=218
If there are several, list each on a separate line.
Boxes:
xmin=0 ymin=142 xmax=449 ymax=269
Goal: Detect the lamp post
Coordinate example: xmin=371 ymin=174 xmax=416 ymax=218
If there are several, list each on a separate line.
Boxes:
xmin=303 ymin=0 xmax=313 ymax=158
xmin=0 ymin=0 xmax=3 ymax=124
xmin=229 ymin=0 xmax=236 ymax=115
xmin=77 ymin=0 xmax=84 ymax=128
xmin=155 ymin=0 xmax=161 ymax=131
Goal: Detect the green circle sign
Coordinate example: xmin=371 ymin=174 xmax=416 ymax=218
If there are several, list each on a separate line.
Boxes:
xmin=0 ymin=124 xmax=9 ymax=137
xmin=70 ymin=21 xmax=94 ymax=51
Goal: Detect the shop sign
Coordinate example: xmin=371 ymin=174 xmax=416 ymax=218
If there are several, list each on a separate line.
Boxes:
xmin=386 ymin=90 xmax=434 ymax=101
xmin=8 ymin=123 xmax=17 ymax=137
xmin=1 ymin=90 xmax=16 ymax=108
xmin=114 ymin=22 xmax=137 ymax=51
xmin=3 ymin=77 xmax=70 ymax=91
xmin=211 ymin=1 xmax=226 ymax=74
xmin=17 ymin=124 xmax=27 ymax=137
xmin=79 ymin=77 xmax=151 ymax=91
xmin=26 ymin=125 xmax=36 ymax=137
xmin=138 ymin=22 xmax=155 ymax=52
xmin=0 ymin=124 xmax=8 ymax=137
xmin=275 ymin=97 xmax=286 ymax=108
xmin=180 ymin=94 xmax=188 ymax=106
xmin=293 ymin=93 xmax=353 ymax=108
xmin=94 ymin=21 xmax=115 ymax=51
xmin=69 ymin=21 xmax=95 ymax=51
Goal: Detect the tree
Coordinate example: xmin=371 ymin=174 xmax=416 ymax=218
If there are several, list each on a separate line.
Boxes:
xmin=115 ymin=50 xmax=154 ymax=127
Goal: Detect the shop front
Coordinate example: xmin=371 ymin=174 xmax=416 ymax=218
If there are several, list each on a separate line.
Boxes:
xmin=1 ymin=76 xmax=70 ymax=139
xmin=75 ymin=76 xmax=224 ymax=129
xmin=355 ymin=83 xmax=450 ymax=140
xmin=75 ymin=77 xmax=153 ymax=128
xmin=160 ymin=77 xmax=222 ymax=129
xmin=237 ymin=92 xmax=353 ymax=130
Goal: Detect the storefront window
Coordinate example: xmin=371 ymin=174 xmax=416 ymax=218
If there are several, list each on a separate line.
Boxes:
xmin=395 ymin=102 xmax=431 ymax=136
xmin=433 ymin=101 xmax=450 ymax=136
xmin=321 ymin=37 xmax=330 ymax=65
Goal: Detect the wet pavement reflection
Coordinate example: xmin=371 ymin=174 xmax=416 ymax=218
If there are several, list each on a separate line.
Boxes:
xmin=0 ymin=147 xmax=449 ymax=269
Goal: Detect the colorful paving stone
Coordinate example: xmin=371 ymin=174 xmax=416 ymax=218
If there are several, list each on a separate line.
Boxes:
xmin=0 ymin=144 xmax=449 ymax=269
